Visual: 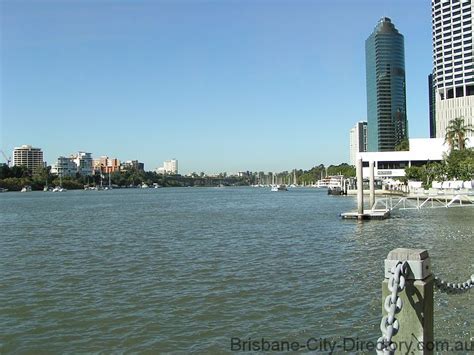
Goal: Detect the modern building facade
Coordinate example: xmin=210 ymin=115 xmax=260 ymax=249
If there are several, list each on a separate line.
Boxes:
xmin=431 ymin=0 xmax=474 ymax=139
xmin=366 ymin=17 xmax=408 ymax=151
xmin=71 ymin=152 xmax=93 ymax=176
xmin=164 ymin=159 xmax=178 ymax=174
xmin=12 ymin=145 xmax=44 ymax=173
xmin=93 ymin=156 xmax=120 ymax=174
xmin=121 ymin=160 xmax=145 ymax=172
xmin=428 ymin=74 xmax=437 ymax=138
xmin=349 ymin=121 xmax=368 ymax=165
xmin=357 ymin=138 xmax=474 ymax=178
xmin=51 ymin=157 xmax=78 ymax=177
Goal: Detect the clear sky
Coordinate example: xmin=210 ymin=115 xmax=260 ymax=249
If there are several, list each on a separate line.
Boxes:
xmin=0 ymin=0 xmax=432 ymax=174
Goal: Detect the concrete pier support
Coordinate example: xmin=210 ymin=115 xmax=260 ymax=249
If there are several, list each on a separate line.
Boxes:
xmin=382 ymin=248 xmax=433 ymax=354
xmin=356 ymin=158 xmax=364 ymax=217
xmin=369 ymin=161 xmax=375 ymax=209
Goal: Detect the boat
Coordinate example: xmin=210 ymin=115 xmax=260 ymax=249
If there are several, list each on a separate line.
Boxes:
xmin=20 ymin=186 xmax=32 ymax=192
xmin=271 ymin=184 xmax=288 ymax=192
xmin=0 ymin=188 xmax=8 ymax=193
xmin=316 ymin=178 xmax=331 ymax=188
xmin=141 ymin=183 xmax=149 ymax=189
xmin=52 ymin=175 xmax=67 ymax=192
xmin=327 ymin=175 xmax=346 ymax=195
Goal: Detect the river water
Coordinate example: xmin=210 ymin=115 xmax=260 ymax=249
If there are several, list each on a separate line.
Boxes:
xmin=0 ymin=187 xmax=472 ymax=353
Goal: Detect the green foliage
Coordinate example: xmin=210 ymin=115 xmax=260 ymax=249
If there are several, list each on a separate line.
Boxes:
xmin=444 ymin=117 xmax=473 ymax=151
xmin=326 ymin=163 xmax=355 ymax=177
xmin=395 ymin=139 xmax=409 ymax=151
xmin=404 ymin=148 xmax=474 ymax=185
xmin=404 ymin=166 xmax=425 ymax=181
xmin=444 ymin=148 xmax=474 ymax=181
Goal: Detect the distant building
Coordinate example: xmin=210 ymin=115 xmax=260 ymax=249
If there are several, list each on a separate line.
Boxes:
xmin=93 ymin=156 xmax=120 ymax=174
xmin=71 ymin=152 xmax=93 ymax=176
xmin=157 ymin=159 xmax=178 ymax=174
xmin=51 ymin=156 xmax=77 ymax=177
xmin=431 ymin=0 xmax=474 ymax=139
xmin=121 ymin=160 xmax=145 ymax=172
xmin=12 ymin=144 xmax=44 ymax=173
xmin=366 ymin=17 xmax=408 ymax=151
xmin=349 ymin=121 xmax=368 ymax=166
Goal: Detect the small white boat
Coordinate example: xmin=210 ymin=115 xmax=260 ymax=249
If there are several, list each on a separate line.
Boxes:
xmin=141 ymin=183 xmax=149 ymax=189
xmin=21 ymin=186 xmax=32 ymax=192
xmin=271 ymin=184 xmax=288 ymax=192
xmin=52 ymin=186 xmax=67 ymax=192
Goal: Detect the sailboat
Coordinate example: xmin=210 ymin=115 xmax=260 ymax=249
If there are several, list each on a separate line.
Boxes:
xmin=104 ymin=172 xmax=113 ymax=190
xmin=53 ymin=174 xmax=67 ymax=192
xmin=43 ymin=177 xmax=50 ymax=192
xmin=270 ymin=173 xmax=288 ymax=191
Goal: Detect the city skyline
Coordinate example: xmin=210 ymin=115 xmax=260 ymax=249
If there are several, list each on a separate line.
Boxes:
xmin=1 ymin=0 xmax=432 ymax=174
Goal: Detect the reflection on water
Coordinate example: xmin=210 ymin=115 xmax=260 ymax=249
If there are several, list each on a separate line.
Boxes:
xmin=0 ymin=188 xmax=472 ymax=352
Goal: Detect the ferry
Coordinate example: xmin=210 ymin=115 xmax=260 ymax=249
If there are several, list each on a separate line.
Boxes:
xmin=327 ymin=176 xmax=346 ymax=195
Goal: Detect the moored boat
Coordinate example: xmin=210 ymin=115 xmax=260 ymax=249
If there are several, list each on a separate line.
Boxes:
xmin=271 ymin=184 xmax=288 ymax=192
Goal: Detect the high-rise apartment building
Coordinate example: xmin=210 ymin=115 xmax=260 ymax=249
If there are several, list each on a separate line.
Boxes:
xmin=349 ymin=121 xmax=368 ymax=165
xmin=431 ymin=0 xmax=474 ymax=138
xmin=366 ymin=17 xmax=408 ymax=151
xmin=12 ymin=144 xmax=44 ymax=173
xmin=163 ymin=159 xmax=178 ymax=174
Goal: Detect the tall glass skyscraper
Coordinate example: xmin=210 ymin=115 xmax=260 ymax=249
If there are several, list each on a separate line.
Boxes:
xmin=366 ymin=17 xmax=408 ymax=151
xmin=431 ymin=0 xmax=473 ymax=139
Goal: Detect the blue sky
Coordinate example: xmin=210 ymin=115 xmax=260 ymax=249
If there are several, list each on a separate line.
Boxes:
xmin=1 ymin=0 xmax=432 ymax=174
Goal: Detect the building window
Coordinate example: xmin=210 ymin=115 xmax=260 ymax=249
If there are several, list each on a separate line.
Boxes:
xmin=466 ymin=85 xmax=474 ymax=96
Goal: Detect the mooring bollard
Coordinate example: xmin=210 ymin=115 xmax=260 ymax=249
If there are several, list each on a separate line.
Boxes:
xmin=379 ymin=248 xmax=433 ymax=354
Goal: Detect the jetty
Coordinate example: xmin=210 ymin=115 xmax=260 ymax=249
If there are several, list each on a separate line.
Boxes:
xmin=341 ymin=159 xmax=390 ymax=220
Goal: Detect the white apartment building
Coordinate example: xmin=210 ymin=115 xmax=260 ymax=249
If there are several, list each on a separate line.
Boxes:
xmin=71 ymin=152 xmax=93 ymax=176
xmin=431 ymin=0 xmax=474 ymax=138
xmin=51 ymin=157 xmax=78 ymax=177
xmin=163 ymin=159 xmax=178 ymax=174
xmin=349 ymin=121 xmax=368 ymax=166
xmin=12 ymin=144 xmax=44 ymax=173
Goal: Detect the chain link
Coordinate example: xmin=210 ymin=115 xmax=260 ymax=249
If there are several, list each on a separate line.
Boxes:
xmin=376 ymin=261 xmax=407 ymax=355
xmin=433 ymin=274 xmax=474 ymax=293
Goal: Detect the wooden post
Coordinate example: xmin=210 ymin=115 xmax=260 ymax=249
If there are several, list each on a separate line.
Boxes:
xmin=382 ymin=248 xmax=433 ymax=354
xmin=369 ymin=161 xmax=375 ymax=209
xmin=356 ymin=158 xmax=364 ymax=218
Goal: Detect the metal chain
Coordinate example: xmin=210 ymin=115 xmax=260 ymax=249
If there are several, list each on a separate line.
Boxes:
xmin=376 ymin=261 xmax=408 ymax=355
xmin=433 ymin=274 xmax=474 ymax=293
